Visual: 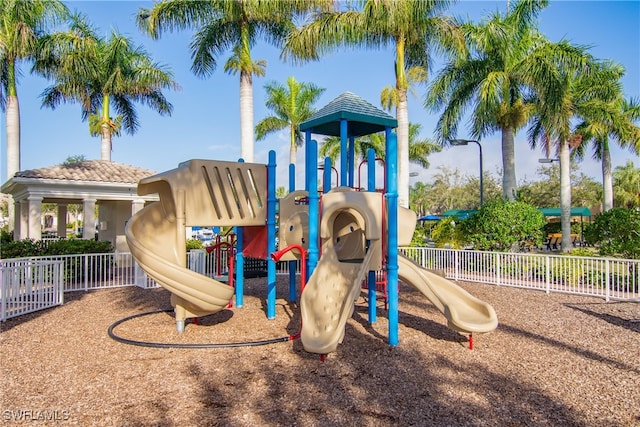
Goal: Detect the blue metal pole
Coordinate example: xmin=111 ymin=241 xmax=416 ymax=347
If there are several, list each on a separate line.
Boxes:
xmin=288 ymin=163 xmax=296 ymax=302
xmin=348 ymin=136 xmax=355 ymax=188
xmin=385 ymin=129 xmax=399 ymax=346
xmin=340 ymin=119 xmax=348 ymax=186
xmin=323 ymin=157 xmax=332 ymax=193
xmin=366 ymin=148 xmax=377 ymax=323
xmin=307 ymin=139 xmax=319 ymax=278
xmin=267 ymin=151 xmax=277 ymax=319
xmin=235 ymin=158 xmax=245 ymax=308
xmin=367 ymin=148 xmax=382 ymax=323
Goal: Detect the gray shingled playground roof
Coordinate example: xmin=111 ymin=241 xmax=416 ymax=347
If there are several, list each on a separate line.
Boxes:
xmin=300 ymin=91 xmax=397 ymax=137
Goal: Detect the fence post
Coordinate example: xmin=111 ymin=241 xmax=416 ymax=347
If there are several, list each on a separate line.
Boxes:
xmin=545 ymin=255 xmax=551 ymax=294
xmin=1 ymin=267 xmax=6 ymax=322
xmin=605 ymin=259 xmax=610 ymax=302
xmin=454 ymin=249 xmax=459 ymax=281
xmin=496 ymin=252 xmax=501 ymax=286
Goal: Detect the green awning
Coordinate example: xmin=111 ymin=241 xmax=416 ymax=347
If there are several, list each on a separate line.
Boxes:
xmin=538 ymin=207 xmax=592 ymax=217
xmin=441 ymin=209 xmax=477 ymax=220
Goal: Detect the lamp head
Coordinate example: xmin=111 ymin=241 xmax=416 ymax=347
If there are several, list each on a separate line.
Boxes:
xmin=449 ymin=139 xmax=470 ymax=146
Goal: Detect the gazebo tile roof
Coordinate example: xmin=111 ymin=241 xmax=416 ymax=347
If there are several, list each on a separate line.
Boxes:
xmin=14 ymin=160 xmax=156 ymax=184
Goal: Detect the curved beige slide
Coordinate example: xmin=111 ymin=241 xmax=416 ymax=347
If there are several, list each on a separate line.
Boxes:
xmin=125 ymin=159 xmax=268 ymax=332
xmin=300 ymin=240 xmax=380 ymax=354
xmin=398 ymin=254 xmax=498 ymax=334
xmin=126 ymin=202 xmax=234 ymax=331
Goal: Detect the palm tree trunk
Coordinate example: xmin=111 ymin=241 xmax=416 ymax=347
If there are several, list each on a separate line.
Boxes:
xmin=289 ymin=123 xmax=297 ymax=165
xmin=602 ymin=141 xmax=613 ymax=211
xmin=239 ymin=70 xmax=254 ymax=162
xmin=397 ymin=94 xmax=410 ymax=209
xmin=501 ymin=126 xmax=517 ymax=201
xmin=6 ymin=95 xmax=21 ymax=180
xmin=559 ymin=140 xmax=572 ymax=252
xmin=100 ymin=125 xmax=111 ymax=161
xmin=100 ymin=95 xmax=111 ymax=161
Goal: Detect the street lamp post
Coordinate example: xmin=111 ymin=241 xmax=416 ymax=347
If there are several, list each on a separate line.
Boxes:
xmin=450 ymin=139 xmax=484 ymax=206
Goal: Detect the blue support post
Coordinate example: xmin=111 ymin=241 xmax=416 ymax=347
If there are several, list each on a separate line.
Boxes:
xmin=323 ymin=157 xmax=332 ymax=193
xmin=267 ymin=151 xmax=277 ymax=319
xmin=235 ymin=158 xmax=245 ymax=308
xmin=340 ymin=119 xmax=348 ymax=186
xmin=307 ymin=139 xmax=319 ymax=279
xmin=235 ymin=226 xmax=244 ymax=307
xmin=385 ymin=129 xmax=399 ymax=346
xmin=288 ymin=163 xmax=297 ymax=302
xmin=348 ymin=136 xmax=355 ymax=188
xmin=367 ymin=148 xmax=377 ymax=323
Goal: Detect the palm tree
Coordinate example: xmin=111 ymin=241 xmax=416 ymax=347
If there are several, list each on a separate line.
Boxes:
xmin=284 ymin=0 xmax=462 ymax=208
xmin=255 ymin=76 xmax=325 ymax=166
xmin=613 ymin=161 xmax=640 ymax=209
xmin=573 ymin=74 xmax=640 ymax=211
xmin=0 ymin=0 xmax=69 ymax=181
xmin=37 ymin=16 xmax=178 ymax=161
xmin=426 ymin=0 xmax=554 ymax=201
xmin=528 ymin=52 xmax=609 ymax=252
xmin=137 ymin=0 xmax=333 ymax=163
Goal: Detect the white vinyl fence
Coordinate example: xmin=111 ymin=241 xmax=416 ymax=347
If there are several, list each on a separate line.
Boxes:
xmin=400 ymin=247 xmax=639 ymax=301
xmin=1 ymin=248 xmax=638 ymax=321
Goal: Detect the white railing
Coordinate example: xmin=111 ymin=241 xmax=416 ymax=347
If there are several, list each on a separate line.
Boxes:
xmin=1 ymin=260 xmax=64 ymax=321
xmin=400 ymin=247 xmax=640 ymax=302
xmin=2 ymin=248 xmax=638 ymax=321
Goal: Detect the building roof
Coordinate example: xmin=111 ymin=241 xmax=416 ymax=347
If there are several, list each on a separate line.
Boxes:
xmin=299 ymin=91 xmax=397 ymax=137
xmin=13 ymin=160 xmax=156 ymax=184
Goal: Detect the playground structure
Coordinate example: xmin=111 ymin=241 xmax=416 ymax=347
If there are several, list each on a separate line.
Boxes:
xmin=125 ymin=92 xmax=497 ymax=354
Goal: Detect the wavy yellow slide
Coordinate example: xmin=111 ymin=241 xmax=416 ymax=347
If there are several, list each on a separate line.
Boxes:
xmin=300 ymin=240 xmax=380 ymax=354
xmin=398 ymin=254 xmax=498 ymax=334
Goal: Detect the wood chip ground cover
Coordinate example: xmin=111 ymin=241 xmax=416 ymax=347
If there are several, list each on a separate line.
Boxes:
xmin=1 ymin=278 xmax=638 ymax=426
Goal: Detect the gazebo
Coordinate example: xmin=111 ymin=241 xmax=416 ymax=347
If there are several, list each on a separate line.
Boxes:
xmin=1 ymin=160 xmax=158 ymax=252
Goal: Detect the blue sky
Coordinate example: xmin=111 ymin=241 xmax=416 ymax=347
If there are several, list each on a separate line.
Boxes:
xmin=2 ymin=0 xmax=639 ymax=190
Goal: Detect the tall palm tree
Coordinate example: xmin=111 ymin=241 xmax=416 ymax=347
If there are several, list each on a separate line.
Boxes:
xmin=528 ymin=52 xmax=609 ymax=252
xmin=426 ymin=0 xmax=552 ymax=201
xmin=613 ymin=161 xmax=640 ymax=209
xmin=573 ymin=77 xmax=640 ymax=211
xmin=255 ymin=76 xmax=325 ymax=166
xmin=0 ymin=0 xmax=69 ymax=180
xmin=284 ymin=0 xmax=462 ymax=208
xmin=137 ymin=0 xmax=333 ymax=163
xmin=37 ymin=17 xmax=178 ymax=161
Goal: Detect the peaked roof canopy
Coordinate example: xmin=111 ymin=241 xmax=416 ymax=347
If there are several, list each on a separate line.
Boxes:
xmin=12 ymin=160 xmax=156 ymax=184
xmin=300 ymin=91 xmax=397 ymax=137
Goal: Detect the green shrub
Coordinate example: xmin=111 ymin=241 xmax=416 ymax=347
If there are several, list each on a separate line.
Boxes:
xmin=459 ymin=200 xmax=546 ymax=251
xmin=431 ymin=217 xmax=464 ymax=248
xmin=186 ymin=239 xmax=204 ymax=251
xmin=584 ymin=208 xmax=640 ymax=259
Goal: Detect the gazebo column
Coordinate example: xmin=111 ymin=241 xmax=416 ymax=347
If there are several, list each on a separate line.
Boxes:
xmin=14 ymin=200 xmax=25 ymax=240
xmin=82 ymin=198 xmax=97 ymax=240
xmin=27 ymin=196 xmax=43 ymax=241
xmin=131 ymin=199 xmax=145 ymax=216
xmin=57 ymin=204 xmax=68 ymax=238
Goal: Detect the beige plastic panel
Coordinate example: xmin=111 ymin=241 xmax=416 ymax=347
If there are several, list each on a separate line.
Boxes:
xmin=397 ymin=206 xmax=418 ymax=246
xmin=137 ymin=159 xmax=268 ymax=227
xmin=398 ymin=254 xmax=498 ymax=334
xmin=277 ymin=190 xmax=310 ymax=261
